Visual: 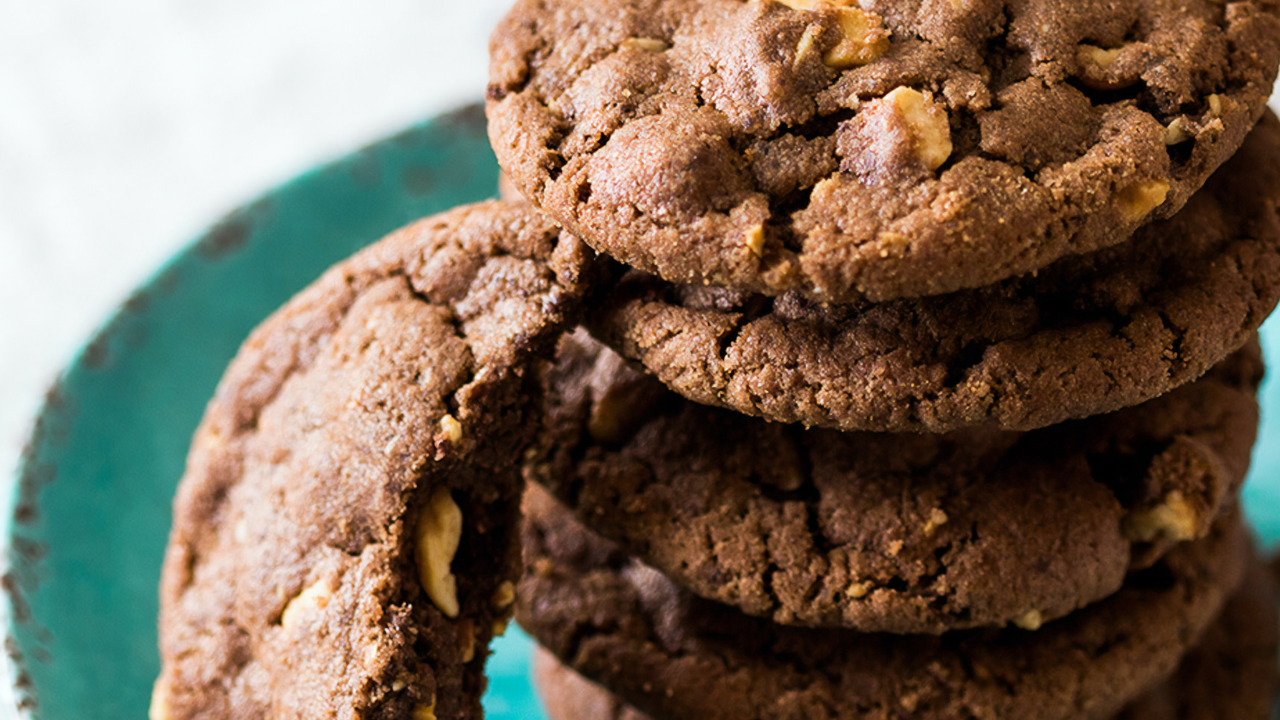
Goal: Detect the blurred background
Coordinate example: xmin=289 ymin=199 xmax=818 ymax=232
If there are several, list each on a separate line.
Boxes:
xmin=0 ymin=0 xmax=512 ymax=521
xmin=0 ymin=0 xmax=511 ymax=714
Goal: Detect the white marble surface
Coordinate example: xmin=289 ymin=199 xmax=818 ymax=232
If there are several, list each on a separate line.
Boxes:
xmin=0 ymin=1 xmax=511 ymax=715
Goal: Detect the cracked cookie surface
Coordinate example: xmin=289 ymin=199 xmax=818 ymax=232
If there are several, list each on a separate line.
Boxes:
xmin=525 ymin=332 xmax=1260 ymax=633
xmin=518 ymin=499 xmax=1250 ymax=720
xmin=488 ymin=0 xmax=1280 ymax=303
xmin=530 ymin=559 xmax=1279 ymax=720
xmin=151 ymin=202 xmax=592 ymax=720
xmin=590 ymin=111 xmax=1280 ymax=433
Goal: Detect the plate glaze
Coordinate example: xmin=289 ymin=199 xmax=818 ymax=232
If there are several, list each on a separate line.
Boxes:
xmin=5 ymin=104 xmax=1280 ymax=718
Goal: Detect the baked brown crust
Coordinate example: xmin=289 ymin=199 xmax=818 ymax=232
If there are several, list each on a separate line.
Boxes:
xmin=590 ymin=112 xmax=1280 ymax=433
xmin=530 ymin=560 xmax=1278 ymax=720
xmin=152 ymin=202 xmax=592 ymax=720
xmin=518 ymin=492 xmax=1251 ymax=720
xmin=526 ymin=332 xmax=1261 ymax=632
xmin=488 ymin=0 xmax=1280 ymax=302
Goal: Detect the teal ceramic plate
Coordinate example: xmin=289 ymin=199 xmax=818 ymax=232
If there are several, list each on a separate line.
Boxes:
xmin=6 ymin=104 xmax=1280 ymax=718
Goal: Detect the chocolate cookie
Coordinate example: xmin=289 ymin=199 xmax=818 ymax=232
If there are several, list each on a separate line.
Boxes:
xmin=530 ymin=558 xmax=1279 ymax=720
xmin=518 ymin=495 xmax=1250 ymax=720
xmin=1116 ymin=561 xmax=1280 ymax=720
xmin=525 ymin=332 xmax=1260 ymax=632
xmin=151 ymin=202 xmax=592 ymax=720
xmin=590 ymin=111 xmax=1280 ymax=433
xmin=488 ymin=0 xmax=1280 ymax=303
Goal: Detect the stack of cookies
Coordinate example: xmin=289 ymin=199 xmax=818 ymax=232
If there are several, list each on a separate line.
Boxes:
xmin=150 ymin=0 xmax=1280 ymax=718
xmin=486 ymin=0 xmax=1280 ymax=718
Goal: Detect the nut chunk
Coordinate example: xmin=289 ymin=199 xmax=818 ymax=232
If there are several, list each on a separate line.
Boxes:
xmin=782 ymin=0 xmax=890 ymax=69
xmin=151 ymin=201 xmax=592 ymax=720
xmin=840 ymin=87 xmax=952 ymax=184
xmin=417 ymin=488 xmax=464 ymax=618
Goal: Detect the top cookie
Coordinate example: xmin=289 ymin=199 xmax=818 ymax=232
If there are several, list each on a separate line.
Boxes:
xmin=151 ymin=202 xmax=592 ymax=720
xmin=488 ymin=0 xmax=1280 ymax=303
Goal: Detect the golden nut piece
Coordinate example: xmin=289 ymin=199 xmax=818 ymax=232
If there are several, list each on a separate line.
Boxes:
xmin=779 ymin=0 xmax=858 ymax=7
xmin=846 ymin=581 xmax=873 ymax=599
xmin=921 ymin=507 xmax=949 ymax=536
xmin=1165 ymin=118 xmax=1192 ymax=146
xmin=743 ymin=225 xmax=767 ymax=257
xmin=491 ymin=580 xmax=516 ymax=609
xmin=280 ymin=577 xmax=335 ymax=631
xmin=458 ymin=618 xmax=477 ymax=663
xmin=884 ymin=87 xmax=953 ymax=170
xmin=1081 ymin=44 xmax=1122 ymax=70
xmin=823 ymin=7 xmax=890 ymax=68
xmin=622 ymin=37 xmax=669 ymax=53
xmin=1123 ymin=491 xmax=1199 ymax=543
xmin=412 ymin=700 xmax=437 ymax=720
xmin=781 ymin=0 xmax=889 ymax=69
xmin=1116 ymin=179 xmax=1170 ymax=222
xmin=416 ymin=487 xmax=464 ymax=618
xmin=148 ymin=679 xmax=171 ymax=720
xmin=1013 ymin=609 xmax=1044 ymax=631
xmin=439 ymin=414 xmax=463 ymax=445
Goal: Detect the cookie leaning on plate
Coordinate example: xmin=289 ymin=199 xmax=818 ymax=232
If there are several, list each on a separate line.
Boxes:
xmin=525 ymin=332 xmax=1261 ymax=633
xmin=488 ymin=0 xmax=1280 ymax=303
xmin=590 ymin=111 xmax=1280 ymax=433
xmin=530 ymin=559 xmax=1280 ymax=720
xmin=518 ymin=492 xmax=1250 ymax=720
xmin=150 ymin=202 xmax=593 ymax=720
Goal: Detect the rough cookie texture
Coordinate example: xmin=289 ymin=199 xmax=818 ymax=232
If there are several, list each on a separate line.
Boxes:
xmin=488 ymin=0 xmax=1280 ymax=302
xmin=525 ymin=332 xmax=1260 ymax=632
xmin=1117 ymin=561 xmax=1280 ymax=720
xmin=530 ymin=560 xmax=1279 ymax=720
xmin=518 ymin=499 xmax=1250 ymax=720
xmin=152 ymin=202 xmax=591 ymax=720
xmin=591 ymin=112 xmax=1280 ymax=433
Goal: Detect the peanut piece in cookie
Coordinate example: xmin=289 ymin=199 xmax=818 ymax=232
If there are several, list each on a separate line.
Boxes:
xmin=417 ymin=487 xmax=464 ymax=618
xmin=1116 ymin=179 xmax=1170 ymax=222
xmin=783 ymin=0 xmax=889 ymax=69
xmin=281 ymin=578 xmax=335 ymax=631
xmin=1124 ymin=491 xmax=1200 ymax=543
xmin=840 ymin=87 xmax=952 ymax=183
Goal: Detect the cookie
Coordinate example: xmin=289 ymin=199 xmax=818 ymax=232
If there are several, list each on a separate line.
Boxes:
xmin=590 ymin=111 xmax=1280 ymax=433
xmin=518 ymin=494 xmax=1250 ymax=720
xmin=151 ymin=202 xmax=592 ymax=720
xmin=1116 ymin=561 xmax=1280 ymax=720
xmin=525 ymin=332 xmax=1260 ymax=632
xmin=530 ymin=558 xmax=1279 ymax=720
xmin=487 ymin=0 xmax=1280 ymax=303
